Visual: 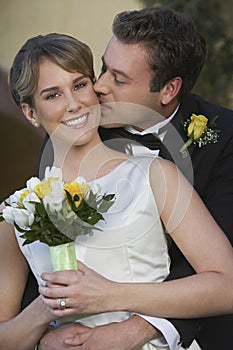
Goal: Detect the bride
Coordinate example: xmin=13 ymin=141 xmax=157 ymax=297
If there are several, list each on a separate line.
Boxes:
xmin=0 ymin=33 xmax=233 ymax=350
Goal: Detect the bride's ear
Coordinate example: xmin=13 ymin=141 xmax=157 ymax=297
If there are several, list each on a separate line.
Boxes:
xmin=21 ymin=103 xmax=40 ymax=128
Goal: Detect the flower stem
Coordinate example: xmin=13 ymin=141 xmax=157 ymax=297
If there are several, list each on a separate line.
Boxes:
xmin=180 ymin=138 xmax=193 ymax=158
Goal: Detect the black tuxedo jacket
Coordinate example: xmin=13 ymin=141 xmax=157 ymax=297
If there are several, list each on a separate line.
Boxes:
xmin=22 ymin=94 xmax=233 ymax=349
xmin=99 ymin=93 xmax=233 ymax=349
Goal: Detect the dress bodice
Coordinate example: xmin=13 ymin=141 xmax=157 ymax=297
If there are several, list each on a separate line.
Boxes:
xmin=15 ymin=156 xmax=170 ymax=350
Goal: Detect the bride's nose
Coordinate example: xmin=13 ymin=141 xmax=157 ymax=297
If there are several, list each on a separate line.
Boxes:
xmin=65 ymin=94 xmax=82 ymax=113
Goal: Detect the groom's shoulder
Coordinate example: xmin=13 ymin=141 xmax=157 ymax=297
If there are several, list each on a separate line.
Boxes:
xmin=182 ymin=94 xmax=233 ymax=130
xmin=190 ymin=93 xmax=233 ymax=117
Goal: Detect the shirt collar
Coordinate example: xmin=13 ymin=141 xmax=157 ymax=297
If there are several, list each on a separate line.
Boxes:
xmin=124 ymin=105 xmax=180 ymax=136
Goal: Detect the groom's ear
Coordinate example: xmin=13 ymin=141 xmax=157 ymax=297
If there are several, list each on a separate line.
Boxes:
xmin=21 ymin=103 xmax=40 ymax=128
xmin=160 ymin=77 xmax=182 ymax=105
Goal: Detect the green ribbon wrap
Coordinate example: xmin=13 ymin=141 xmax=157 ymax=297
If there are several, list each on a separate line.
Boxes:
xmin=50 ymin=242 xmax=77 ymax=271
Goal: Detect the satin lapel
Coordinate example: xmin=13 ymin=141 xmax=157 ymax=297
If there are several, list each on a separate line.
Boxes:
xmin=176 ymin=94 xmax=202 ymax=160
xmin=160 ymin=95 xmax=200 ymax=183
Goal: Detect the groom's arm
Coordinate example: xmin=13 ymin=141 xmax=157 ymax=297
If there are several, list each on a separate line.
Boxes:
xmin=38 ymin=316 xmax=172 ymax=350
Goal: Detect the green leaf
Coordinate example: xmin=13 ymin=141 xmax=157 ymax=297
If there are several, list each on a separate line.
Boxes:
xmin=87 ymin=212 xmax=104 ymax=225
xmin=98 ymin=200 xmax=114 ymax=213
xmin=103 ymin=194 xmax=115 ymax=201
xmin=14 ymin=222 xmax=28 ymax=233
xmin=65 ymin=190 xmax=77 ymax=211
xmin=35 ymin=202 xmax=47 ymax=217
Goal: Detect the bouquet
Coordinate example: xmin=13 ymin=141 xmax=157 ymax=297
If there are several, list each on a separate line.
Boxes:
xmin=0 ymin=166 xmax=115 ymax=271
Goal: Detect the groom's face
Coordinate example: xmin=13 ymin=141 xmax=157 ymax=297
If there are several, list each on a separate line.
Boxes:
xmin=94 ymin=36 xmax=163 ymax=129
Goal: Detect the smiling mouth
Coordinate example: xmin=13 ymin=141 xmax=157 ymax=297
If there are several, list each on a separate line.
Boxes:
xmin=62 ymin=113 xmax=89 ymax=127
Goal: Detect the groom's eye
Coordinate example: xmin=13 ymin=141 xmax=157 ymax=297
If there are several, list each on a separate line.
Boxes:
xmin=114 ymin=75 xmax=126 ymax=85
xmin=115 ymin=79 xmax=125 ymax=85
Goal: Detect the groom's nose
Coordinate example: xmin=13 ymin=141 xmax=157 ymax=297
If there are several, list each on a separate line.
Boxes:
xmin=94 ymin=72 xmax=111 ymax=96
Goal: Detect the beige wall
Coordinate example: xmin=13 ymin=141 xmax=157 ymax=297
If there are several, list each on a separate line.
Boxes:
xmin=0 ymin=0 xmax=141 ymax=75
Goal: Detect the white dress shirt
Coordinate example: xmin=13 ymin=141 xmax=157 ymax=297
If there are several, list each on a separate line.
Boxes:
xmin=124 ymin=108 xmax=178 ymax=157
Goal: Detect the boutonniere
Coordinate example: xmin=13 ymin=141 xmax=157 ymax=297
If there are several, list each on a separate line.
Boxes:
xmin=180 ymin=114 xmax=220 ymax=157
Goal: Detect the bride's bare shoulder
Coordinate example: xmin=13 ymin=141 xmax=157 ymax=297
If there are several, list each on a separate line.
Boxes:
xmin=150 ymin=157 xmax=179 ymax=177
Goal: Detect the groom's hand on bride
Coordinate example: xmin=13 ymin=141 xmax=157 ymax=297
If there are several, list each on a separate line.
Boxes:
xmin=38 ymin=316 xmax=161 ymax=350
xmin=38 ymin=323 xmax=91 ymax=350
xmin=65 ymin=316 xmax=161 ymax=350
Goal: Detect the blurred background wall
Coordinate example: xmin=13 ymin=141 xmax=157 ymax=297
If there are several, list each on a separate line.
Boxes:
xmin=0 ymin=0 xmax=141 ymax=202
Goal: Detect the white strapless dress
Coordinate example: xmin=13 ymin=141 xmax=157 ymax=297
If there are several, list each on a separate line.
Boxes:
xmin=16 ymin=156 xmax=170 ymax=350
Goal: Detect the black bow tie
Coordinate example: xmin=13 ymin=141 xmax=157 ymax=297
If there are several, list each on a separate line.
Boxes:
xmin=103 ymin=127 xmax=162 ymax=151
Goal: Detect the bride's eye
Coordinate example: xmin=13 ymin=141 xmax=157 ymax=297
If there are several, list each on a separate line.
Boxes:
xmin=74 ymin=81 xmax=87 ymax=91
xmin=46 ymin=92 xmax=60 ymax=100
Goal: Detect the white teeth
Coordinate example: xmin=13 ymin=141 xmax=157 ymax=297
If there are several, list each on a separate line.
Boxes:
xmin=64 ymin=113 xmax=88 ymax=126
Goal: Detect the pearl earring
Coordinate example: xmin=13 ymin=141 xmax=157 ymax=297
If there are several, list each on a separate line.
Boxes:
xmin=32 ymin=119 xmax=40 ymax=127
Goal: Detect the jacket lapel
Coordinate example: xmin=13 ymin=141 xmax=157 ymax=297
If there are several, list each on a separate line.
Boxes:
xmin=160 ymin=95 xmax=200 ymax=183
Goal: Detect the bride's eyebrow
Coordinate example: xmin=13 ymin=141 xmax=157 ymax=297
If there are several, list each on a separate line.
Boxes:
xmin=40 ymin=86 xmax=59 ymax=96
xmin=72 ymin=75 xmax=88 ymax=84
xmin=39 ymin=75 xmax=87 ymax=96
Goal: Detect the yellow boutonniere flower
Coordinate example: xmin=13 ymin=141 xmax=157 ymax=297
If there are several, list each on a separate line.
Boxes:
xmin=180 ymin=114 xmax=220 ymax=158
xmin=187 ymin=114 xmax=208 ymax=140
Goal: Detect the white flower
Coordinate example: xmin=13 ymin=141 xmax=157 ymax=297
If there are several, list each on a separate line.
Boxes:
xmin=10 ymin=188 xmax=27 ymax=207
xmin=26 ymin=177 xmax=41 ymax=192
xmin=2 ymin=206 xmax=15 ymax=225
xmin=23 ymin=192 xmax=40 ymax=213
xmin=43 ymin=179 xmax=65 ymax=212
xmin=13 ymin=208 xmax=34 ymax=229
xmin=44 ymin=166 xmax=62 ymax=181
xmin=75 ymin=176 xmax=87 ymax=184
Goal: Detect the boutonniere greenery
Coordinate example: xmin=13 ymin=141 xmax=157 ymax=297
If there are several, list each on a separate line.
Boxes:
xmin=180 ymin=114 xmax=220 ymax=158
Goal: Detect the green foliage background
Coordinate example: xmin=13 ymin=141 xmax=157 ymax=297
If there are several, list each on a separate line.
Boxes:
xmin=138 ymin=0 xmax=233 ymax=109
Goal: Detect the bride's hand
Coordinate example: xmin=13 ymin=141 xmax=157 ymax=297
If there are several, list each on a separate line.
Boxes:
xmin=39 ymin=261 xmax=117 ymax=318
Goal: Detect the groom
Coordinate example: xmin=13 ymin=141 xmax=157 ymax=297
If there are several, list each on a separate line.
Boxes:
xmin=96 ymin=7 xmax=233 ymax=350
xmin=32 ymin=6 xmax=233 ymax=350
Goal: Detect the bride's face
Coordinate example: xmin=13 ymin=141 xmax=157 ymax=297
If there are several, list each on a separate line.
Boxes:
xmin=24 ymin=57 xmax=100 ymax=147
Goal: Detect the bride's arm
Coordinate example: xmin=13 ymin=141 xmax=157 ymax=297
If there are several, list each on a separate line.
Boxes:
xmin=39 ymin=158 xmax=233 ymax=319
xmin=120 ymin=158 xmax=233 ymax=317
xmin=0 ymin=220 xmax=54 ymax=349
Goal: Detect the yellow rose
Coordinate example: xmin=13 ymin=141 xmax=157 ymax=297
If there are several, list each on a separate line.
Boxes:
xmin=34 ymin=181 xmax=52 ymax=199
xmin=187 ymin=114 xmax=208 ymax=140
xmin=34 ymin=177 xmax=59 ymax=199
xmin=64 ymin=182 xmax=89 ymax=208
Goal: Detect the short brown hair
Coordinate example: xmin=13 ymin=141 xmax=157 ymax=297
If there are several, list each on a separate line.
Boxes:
xmin=9 ymin=33 xmax=95 ymax=107
xmin=113 ymin=7 xmax=207 ymax=99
